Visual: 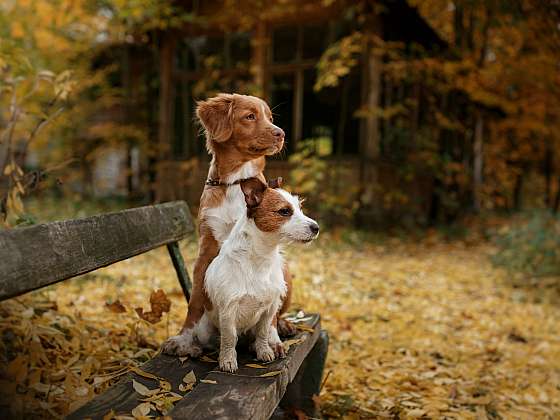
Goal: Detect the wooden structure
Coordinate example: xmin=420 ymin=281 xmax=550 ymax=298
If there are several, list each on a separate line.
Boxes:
xmin=0 ymin=202 xmax=328 ymax=419
xmin=152 ymin=0 xmax=445 ymax=221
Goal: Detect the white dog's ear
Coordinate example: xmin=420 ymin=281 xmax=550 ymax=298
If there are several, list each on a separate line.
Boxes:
xmin=196 ymin=93 xmax=234 ymax=143
xmin=240 ymin=177 xmax=267 ymax=208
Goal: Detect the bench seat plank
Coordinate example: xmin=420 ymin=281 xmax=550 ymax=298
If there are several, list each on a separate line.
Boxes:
xmin=67 ymin=315 xmax=320 ymax=420
xmin=0 ymin=201 xmax=194 ymax=300
xmin=67 ymin=355 xmax=218 ymax=420
xmin=169 ymin=315 xmax=320 ymax=420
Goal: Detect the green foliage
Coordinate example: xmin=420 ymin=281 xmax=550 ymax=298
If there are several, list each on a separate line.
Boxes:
xmin=314 ymin=32 xmax=363 ymax=91
xmin=289 ymin=139 xmax=359 ymax=225
xmin=492 ymin=211 xmax=560 ymax=277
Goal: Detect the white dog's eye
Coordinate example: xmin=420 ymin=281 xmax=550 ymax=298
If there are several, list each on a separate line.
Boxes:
xmin=246 ymin=113 xmax=256 ymax=120
xmin=277 ymin=207 xmax=292 ymax=217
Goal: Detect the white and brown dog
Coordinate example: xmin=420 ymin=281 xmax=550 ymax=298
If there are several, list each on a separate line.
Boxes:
xmin=163 ymin=94 xmax=296 ymax=357
xmin=179 ymin=177 xmax=319 ymax=372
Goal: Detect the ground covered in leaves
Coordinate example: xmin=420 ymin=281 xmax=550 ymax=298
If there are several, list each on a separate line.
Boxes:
xmin=1 ymin=228 xmax=559 ymax=419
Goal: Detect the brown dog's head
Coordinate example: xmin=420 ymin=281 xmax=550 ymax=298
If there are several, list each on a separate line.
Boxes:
xmin=196 ymin=93 xmax=285 ymax=158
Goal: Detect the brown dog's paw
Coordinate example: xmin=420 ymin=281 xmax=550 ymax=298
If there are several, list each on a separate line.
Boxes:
xmin=273 ymin=342 xmax=286 ymax=359
xmin=277 ymin=318 xmax=297 ymax=337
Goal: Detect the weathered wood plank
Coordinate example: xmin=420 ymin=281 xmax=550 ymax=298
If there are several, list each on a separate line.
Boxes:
xmin=68 ymin=315 xmax=320 ymax=420
xmin=0 ymin=201 xmax=194 ymax=301
xmin=67 ymin=354 xmax=218 ymax=420
xmin=278 ymin=329 xmax=329 ymax=417
xmin=168 ymin=315 xmax=321 ymax=420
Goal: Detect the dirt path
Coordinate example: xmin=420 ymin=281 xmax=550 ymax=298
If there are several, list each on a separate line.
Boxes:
xmin=1 ymin=235 xmax=559 ymax=418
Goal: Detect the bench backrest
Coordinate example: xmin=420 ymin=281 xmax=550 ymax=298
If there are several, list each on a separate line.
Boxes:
xmin=0 ymin=201 xmax=194 ymax=301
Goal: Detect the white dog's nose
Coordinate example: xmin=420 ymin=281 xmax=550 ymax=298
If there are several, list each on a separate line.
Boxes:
xmin=308 ymin=222 xmax=320 ymax=236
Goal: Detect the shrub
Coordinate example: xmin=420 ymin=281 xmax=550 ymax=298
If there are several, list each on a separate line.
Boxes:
xmin=491 ymin=211 xmax=560 ymax=277
xmin=288 ymin=139 xmax=359 ymax=226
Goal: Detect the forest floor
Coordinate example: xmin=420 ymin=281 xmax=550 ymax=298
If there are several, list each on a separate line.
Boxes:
xmin=1 ymin=217 xmax=560 ymax=418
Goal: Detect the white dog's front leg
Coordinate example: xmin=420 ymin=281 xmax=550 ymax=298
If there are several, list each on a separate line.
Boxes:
xmin=218 ymin=309 xmax=238 ymax=372
xmin=254 ymin=309 xmax=276 ymax=362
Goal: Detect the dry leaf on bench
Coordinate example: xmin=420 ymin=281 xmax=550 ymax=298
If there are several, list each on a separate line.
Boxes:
xmin=245 ymin=363 xmax=267 ymax=369
xmin=131 ymin=401 xmax=152 ymax=417
xmin=182 ymin=370 xmax=196 ymax=385
xmin=132 ymin=379 xmax=159 ymax=397
xmin=259 ymin=371 xmax=281 ymax=377
xmin=200 ymin=379 xmax=217 ymax=384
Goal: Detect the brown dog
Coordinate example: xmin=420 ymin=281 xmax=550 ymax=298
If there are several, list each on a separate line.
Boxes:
xmin=162 ymin=93 xmax=295 ymax=357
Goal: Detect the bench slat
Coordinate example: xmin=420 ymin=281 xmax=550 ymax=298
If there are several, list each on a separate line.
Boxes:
xmin=0 ymin=201 xmax=194 ymax=301
xmin=67 ymin=315 xmax=320 ymax=420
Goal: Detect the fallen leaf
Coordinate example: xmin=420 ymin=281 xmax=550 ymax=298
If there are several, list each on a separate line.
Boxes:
xmin=131 ymin=402 xmax=152 ymax=417
xmin=283 ymin=337 xmax=305 ymax=351
xmin=135 ymin=289 xmax=171 ymax=324
xmin=259 ymin=371 xmax=281 ymax=377
xmin=132 ymin=379 xmax=159 ymax=397
xmin=200 ymin=379 xmax=217 ymax=384
xmin=182 ymin=370 xmax=196 ymax=385
xmin=179 ymin=383 xmax=193 ymax=393
xmin=200 ymin=355 xmax=217 ymax=363
xmin=245 ymin=363 xmax=267 ymax=369
xmin=130 ymin=367 xmax=161 ymax=381
xmin=105 ymin=299 xmax=126 ymax=313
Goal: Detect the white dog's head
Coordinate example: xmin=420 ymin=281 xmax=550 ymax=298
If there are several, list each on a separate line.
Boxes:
xmin=240 ymin=177 xmax=319 ymax=243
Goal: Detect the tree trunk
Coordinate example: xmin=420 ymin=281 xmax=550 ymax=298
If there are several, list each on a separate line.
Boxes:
xmin=358 ymin=31 xmax=382 ymax=227
xmin=545 ymin=142 xmax=553 ymax=208
xmin=155 ymin=32 xmax=176 ymax=203
xmin=513 ymin=172 xmax=524 ymax=211
xmin=473 ymin=112 xmax=483 ymax=212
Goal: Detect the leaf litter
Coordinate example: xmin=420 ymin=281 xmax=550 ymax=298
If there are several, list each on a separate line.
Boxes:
xmin=1 ymin=234 xmax=559 ymax=418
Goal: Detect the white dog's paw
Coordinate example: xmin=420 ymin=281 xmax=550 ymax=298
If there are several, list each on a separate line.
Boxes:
xmin=219 ymin=351 xmax=238 ymax=373
xmin=255 ymin=341 xmax=275 ymax=362
xmin=161 ymin=334 xmax=202 ymax=357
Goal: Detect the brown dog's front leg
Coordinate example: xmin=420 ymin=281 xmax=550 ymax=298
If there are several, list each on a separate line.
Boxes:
xmin=276 ymin=263 xmax=297 ymax=337
xmin=182 ymin=224 xmax=219 ymax=331
xmin=162 ymin=225 xmax=219 ymax=356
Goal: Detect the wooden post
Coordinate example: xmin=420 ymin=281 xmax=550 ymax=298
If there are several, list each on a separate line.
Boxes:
xmin=293 ymin=69 xmax=304 ymax=147
xmin=473 ymin=112 xmax=483 ymax=212
xmin=156 ymin=32 xmax=176 ymax=202
xmin=167 ymin=241 xmax=192 ymax=301
xmin=276 ymin=330 xmax=329 ymax=418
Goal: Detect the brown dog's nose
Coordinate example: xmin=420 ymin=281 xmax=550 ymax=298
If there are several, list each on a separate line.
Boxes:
xmin=273 ymin=128 xmax=285 ymax=138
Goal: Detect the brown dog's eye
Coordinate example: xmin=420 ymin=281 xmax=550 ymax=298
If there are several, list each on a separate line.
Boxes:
xmin=277 ymin=207 xmax=293 ymax=217
xmin=246 ymin=113 xmax=256 ymax=120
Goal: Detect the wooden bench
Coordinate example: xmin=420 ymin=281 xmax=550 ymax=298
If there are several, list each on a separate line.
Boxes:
xmin=0 ymin=202 xmax=328 ymax=419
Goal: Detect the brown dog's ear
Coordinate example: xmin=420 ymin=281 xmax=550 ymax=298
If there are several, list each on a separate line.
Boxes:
xmin=240 ymin=177 xmax=267 ymax=209
xmin=196 ymin=93 xmax=234 ymax=143
xmin=268 ymin=177 xmax=283 ymax=189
